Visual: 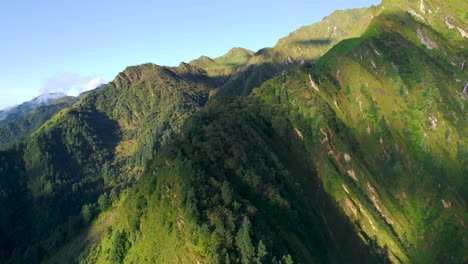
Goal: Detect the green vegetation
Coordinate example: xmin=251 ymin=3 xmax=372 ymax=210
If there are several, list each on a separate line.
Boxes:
xmin=253 ymin=7 xmax=467 ymax=262
xmin=213 ymin=7 xmax=381 ymax=97
xmin=187 ymin=8 xmax=381 ymax=98
xmin=0 ymin=96 xmax=78 ymax=149
xmin=213 ymin=47 xmax=255 ymax=67
xmin=0 ymin=93 xmax=67 ymax=122
xmin=75 ymin=98 xmax=388 ymax=264
xmin=0 ymin=0 xmax=466 ymax=263
xmin=0 ymin=63 xmax=215 ymax=263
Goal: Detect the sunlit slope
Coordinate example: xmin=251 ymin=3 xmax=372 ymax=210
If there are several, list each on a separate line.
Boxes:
xmin=254 ymin=9 xmax=467 ymax=263
xmin=75 ymin=98 xmax=389 ymax=264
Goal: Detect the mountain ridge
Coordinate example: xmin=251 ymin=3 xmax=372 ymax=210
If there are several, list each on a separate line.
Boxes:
xmin=0 ymin=0 xmax=467 ymax=263
xmin=0 ymin=92 xmax=67 ymax=121
xmin=0 ymin=96 xmax=79 ymax=149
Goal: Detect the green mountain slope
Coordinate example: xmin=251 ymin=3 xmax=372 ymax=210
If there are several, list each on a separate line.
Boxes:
xmin=213 ymin=7 xmax=381 ymax=97
xmin=253 ymin=8 xmax=467 ymax=263
xmin=1 ymin=0 xmax=466 ymax=263
xmin=0 ymin=93 xmax=67 ymax=122
xmin=185 ymin=7 xmax=381 ymax=98
xmin=189 ymin=48 xmax=256 ymax=89
xmin=64 ymin=3 xmax=466 ymax=264
xmin=209 ymin=0 xmax=467 ymax=98
xmin=0 ymin=96 xmax=78 ymax=149
xmin=65 ymin=98 xmax=388 ymax=264
xmin=0 ymin=63 xmax=217 ymax=263
xmin=214 ymin=47 xmax=255 ymax=67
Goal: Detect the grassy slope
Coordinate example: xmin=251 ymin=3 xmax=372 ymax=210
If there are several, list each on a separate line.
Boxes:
xmin=213 ymin=0 xmax=468 ymax=98
xmin=189 ymin=48 xmax=255 ymax=79
xmin=4 ymin=1 xmax=467 ymax=263
xmin=213 ymin=47 xmax=255 ymax=67
xmin=254 ymin=8 xmax=467 ymax=263
xmin=50 ymin=2 xmax=467 ymax=264
xmin=273 ymin=8 xmax=373 ymax=61
xmin=214 ymin=7 xmax=381 ymax=97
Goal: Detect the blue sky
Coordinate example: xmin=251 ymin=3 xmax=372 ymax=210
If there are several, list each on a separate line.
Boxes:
xmin=0 ymin=0 xmax=380 ymax=110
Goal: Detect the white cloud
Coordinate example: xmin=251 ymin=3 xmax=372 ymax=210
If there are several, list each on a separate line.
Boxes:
xmin=42 ymin=73 xmax=82 ymax=94
xmin=81 ymin=76 xmax=105 ymax=93
xmin=42 ymin=73 xmax=106 ymax=96
xmin=0 ymin=74 xmax=106 ymax=111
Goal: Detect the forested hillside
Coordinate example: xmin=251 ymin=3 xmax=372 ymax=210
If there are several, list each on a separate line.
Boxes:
xmin=70 ymin=3 xmax=467 ymax=263
xmin=0 ymin=63 xmax=217 ymax=263
xmin=0 ymin=0 xmax=466 ymax=263
xmin=0 ymin=96 xmax=78 ymax=149
xmin=74 ymin=98 xmax=389 ymax=264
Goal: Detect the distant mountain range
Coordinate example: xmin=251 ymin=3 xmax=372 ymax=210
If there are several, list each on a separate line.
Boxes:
xmin=0 ymin=93 xmax=67 ymax=122
xmin=0 ymin=0 xmax=466 ymax=263
xmin=0 ymin=86 xmax=105 ymax=149
xmin=0 ymin=95 xmax=79 ymax=149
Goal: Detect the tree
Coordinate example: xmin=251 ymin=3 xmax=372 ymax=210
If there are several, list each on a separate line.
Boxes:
xmin=221 ymin=180 xmax=233 ymax=204
xmin=256 ymin=240 xmax=267 ymax=264
xmin=109 ymin=231 xmax=130 ymax=263
xmin=98 ymin=192 xmax=110 ymax=212
xmin=235 ymin=217 xmax=255 ymax=264
xmin=82 ymin=204 xmax=93 ymax=223
xmin=281 ymin=254 xmax=293 ymax=264
xmin=110 ymin=188 xmax=119 ymax=204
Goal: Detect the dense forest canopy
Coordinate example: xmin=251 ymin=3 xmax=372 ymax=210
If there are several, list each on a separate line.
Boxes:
xmin=0 ymin=0 xmax=466 ymax=263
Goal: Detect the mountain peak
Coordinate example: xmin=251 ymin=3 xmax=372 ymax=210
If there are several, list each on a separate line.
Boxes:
xmin=224 ymin=47 xmax=255 ymax=57
xmin=33 ymin=93 xmax=67 ymax=105
xmin=213 ymin=47 xmax=255 ymax=67
xmin=0 ymin=93 xmax=68 ymax=122
xmin=188 ymin=56 xmax=217 ymax=68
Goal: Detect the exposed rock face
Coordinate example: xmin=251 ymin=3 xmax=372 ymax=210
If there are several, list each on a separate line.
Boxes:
xmin=308 ymin=74 xmax=320 ymax=92
xmin=428 ymin=113 xmax=438 ymax=129
xmin=416 ymin=28 xmax=439 ymax=50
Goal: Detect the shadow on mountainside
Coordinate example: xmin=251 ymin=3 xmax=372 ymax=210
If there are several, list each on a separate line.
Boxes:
xmin=60 ymin=98 xmax=391 ymax=264
xmin=293 ymin=39 xmax=333 ymax=46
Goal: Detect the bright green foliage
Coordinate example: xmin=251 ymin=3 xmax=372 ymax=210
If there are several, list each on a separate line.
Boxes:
xmin=213 ymin=47 xmax=255 ymax=67
xmin=1 ymin=0 xmax=466 ymax=263
xmin=109 ymin=188 xmax=119 ymax=204
xmin=75 ymin=98 xmax=388 ymax=264
xmin=281 ymin=255 xmax=294 ymax=264
xmin=108 ymin=231 xmax=131 ymax=263
xmin=273 ymin=8 xmax=373 ymax=61
xmin=0 ymin=63 xmax=216 ymax=263
xmin=98 ymin=192 xmax=110 ymax=212
xmin=254 ymin=7 xmax=467 ymax=262
xmin=214 ymin=7 xmax=381 ymax=97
